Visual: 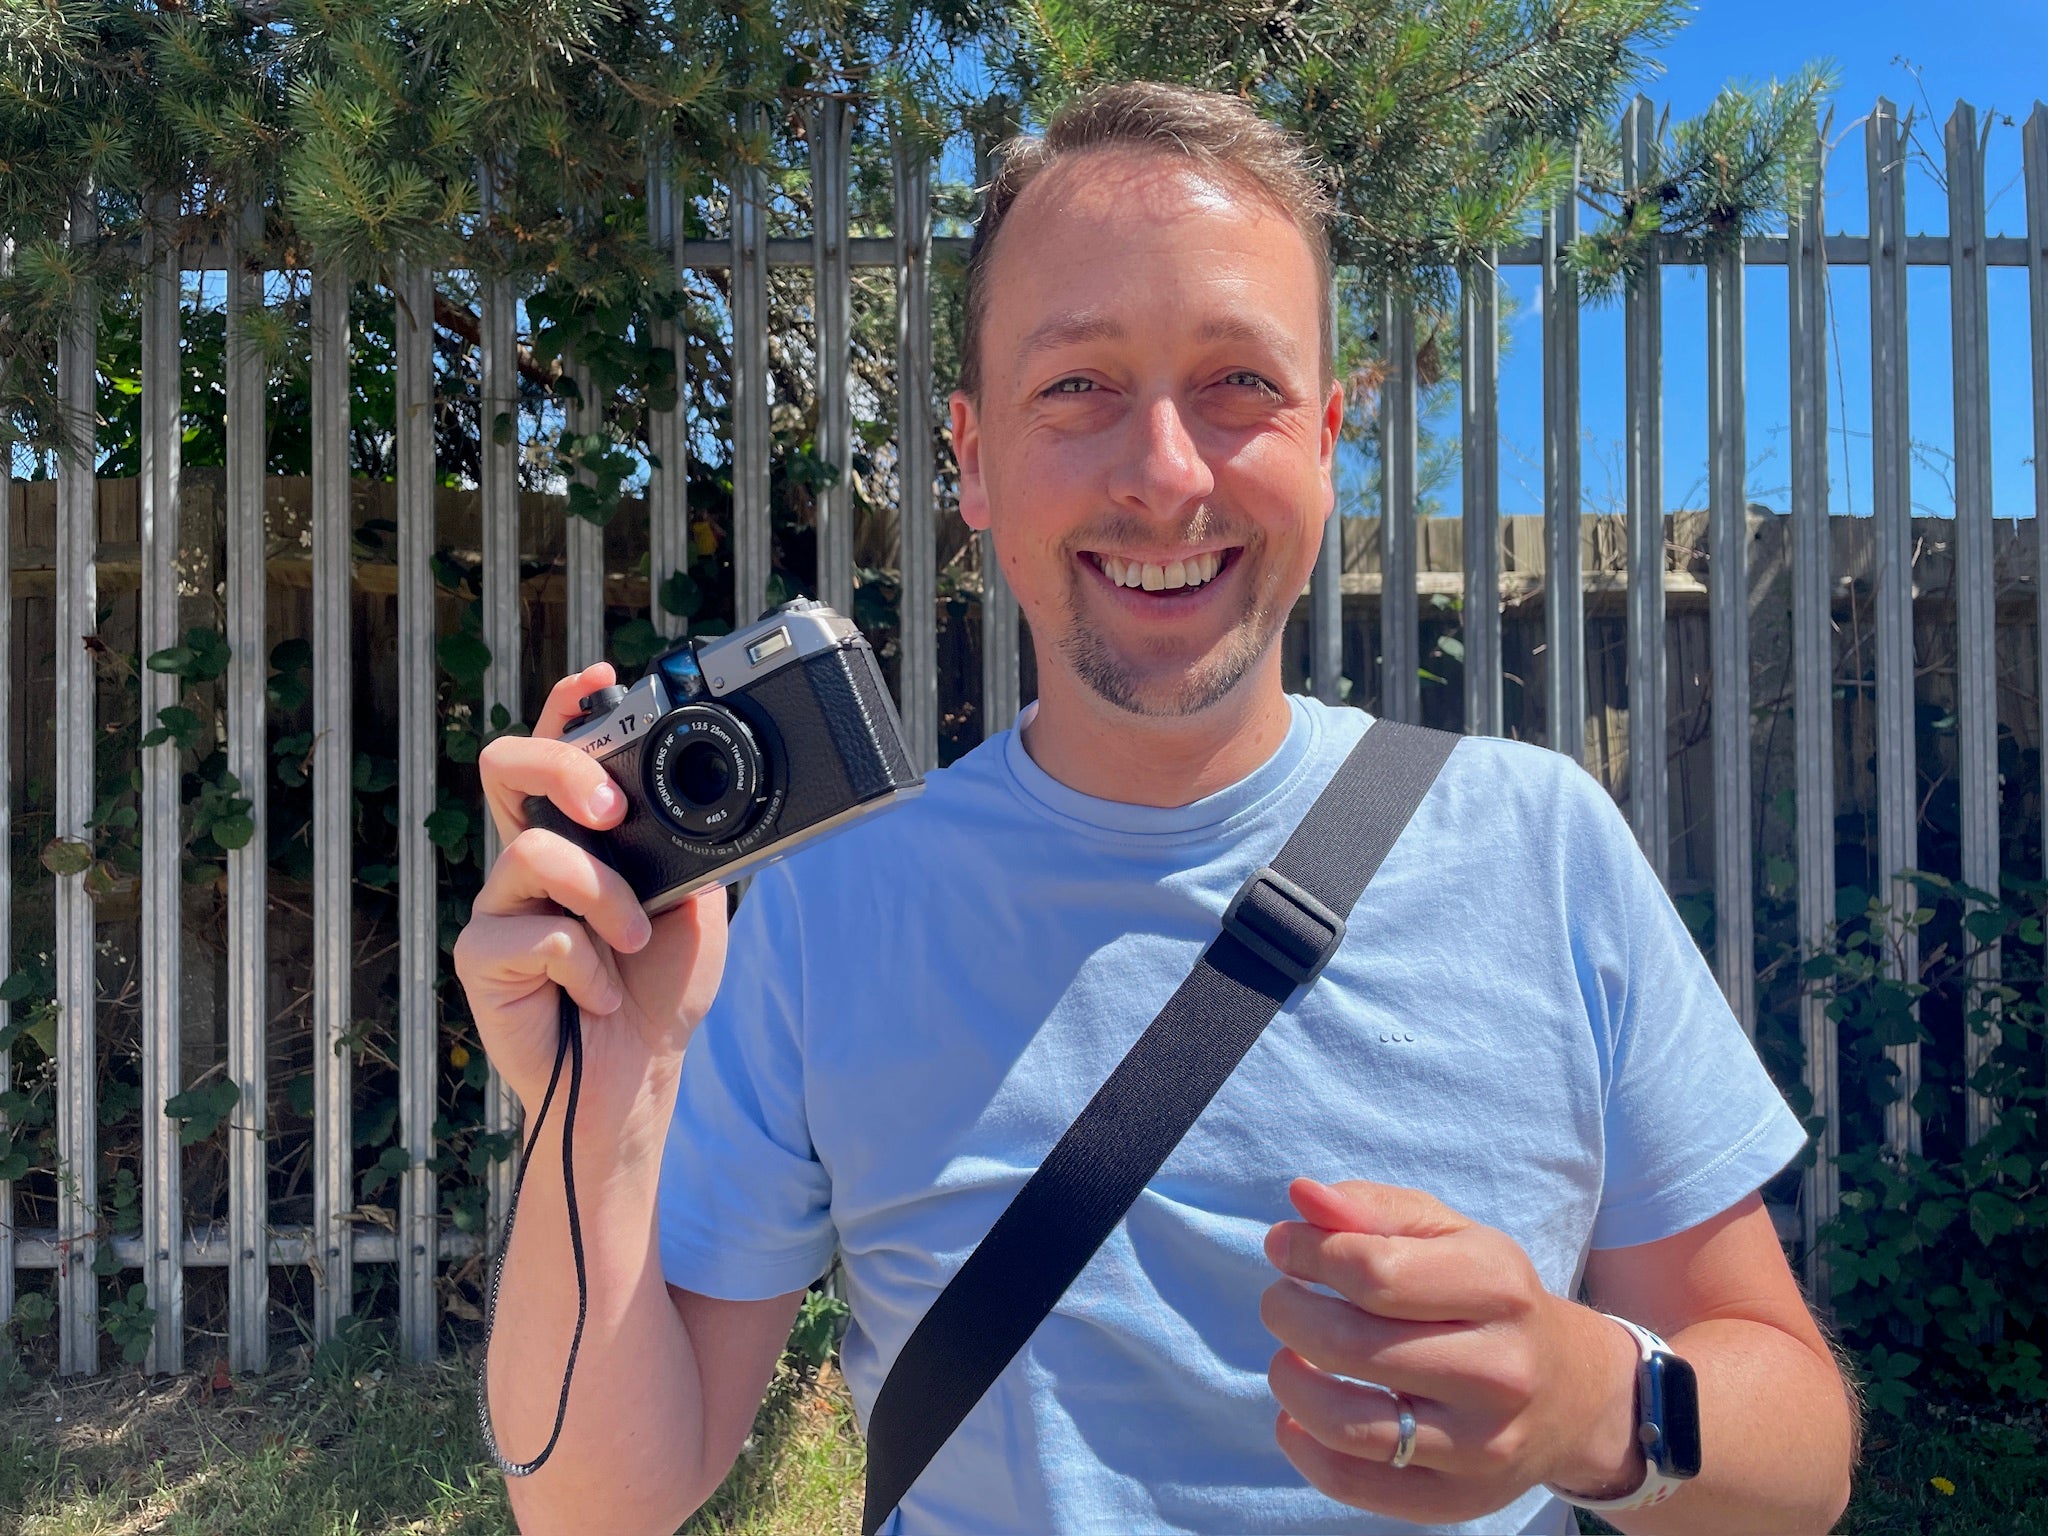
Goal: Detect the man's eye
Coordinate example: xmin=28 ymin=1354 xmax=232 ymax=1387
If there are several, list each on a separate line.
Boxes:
xmin=1045 ymin=377 xmax=1096 ymax=395
xmin=1223 ymin=371 xmax=1280 ymax=395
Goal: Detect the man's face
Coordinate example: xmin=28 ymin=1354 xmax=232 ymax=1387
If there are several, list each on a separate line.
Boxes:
xmin=951 ymin=148 xmax=1342 ymax=720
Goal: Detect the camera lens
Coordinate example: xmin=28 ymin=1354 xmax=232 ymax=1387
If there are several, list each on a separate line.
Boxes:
xmin=672 ymin=740 xmax=733 ymax=807
xmin=645 ymin=703 xmax=771 ymax=843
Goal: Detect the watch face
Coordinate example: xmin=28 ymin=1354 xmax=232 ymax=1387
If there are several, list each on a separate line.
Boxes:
xmin=1649 ymin=1354 xmax=1703 ymax=1479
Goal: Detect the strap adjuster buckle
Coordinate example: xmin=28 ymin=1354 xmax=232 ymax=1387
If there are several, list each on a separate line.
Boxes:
xmin=1220 ymin=866 xmax=1346 ymax=989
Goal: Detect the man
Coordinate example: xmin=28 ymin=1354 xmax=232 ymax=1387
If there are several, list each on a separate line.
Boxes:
xmin=456 ymin=82 xmax=1855 ymax=1535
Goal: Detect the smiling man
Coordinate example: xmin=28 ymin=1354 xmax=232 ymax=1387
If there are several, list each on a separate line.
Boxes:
xmin=457 ymin=83 xmax=1855 ymax=1536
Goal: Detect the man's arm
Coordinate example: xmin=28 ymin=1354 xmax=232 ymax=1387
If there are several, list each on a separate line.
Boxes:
xmin=1574 ymin=1192 xmax=1855 ymax=1533
xmin=1261 ymin=1179 xmax=1854 ymax=1534
xmin=483 ymin=1101 xmax=803 ymax=1535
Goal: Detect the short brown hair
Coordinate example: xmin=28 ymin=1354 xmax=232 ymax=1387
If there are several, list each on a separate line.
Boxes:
xmin=958 ymin=82 xmax=1336 ymax=400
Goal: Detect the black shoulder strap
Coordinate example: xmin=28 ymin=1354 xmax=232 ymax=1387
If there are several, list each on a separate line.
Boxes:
xmin=860 ymin=718 xmax=1460 ymax=1535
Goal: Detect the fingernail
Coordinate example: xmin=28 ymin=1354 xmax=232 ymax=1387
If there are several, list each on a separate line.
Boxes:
xmin=629 ymin=912 xmax=652 ymax=950
xmin=590 ymin=781 xmax=622 ymax=819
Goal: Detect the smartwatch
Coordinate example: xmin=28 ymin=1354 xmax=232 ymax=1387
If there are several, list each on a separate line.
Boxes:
xmin=1546 ymin=1316 xmax=1702 ymax=1513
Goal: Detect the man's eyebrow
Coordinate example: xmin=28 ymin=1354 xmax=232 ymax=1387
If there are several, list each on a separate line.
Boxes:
xmin=1016 ymin=311 xmax=1126 ymax=363
xmin=1192 ymin=314 xmax=1305 ymax=364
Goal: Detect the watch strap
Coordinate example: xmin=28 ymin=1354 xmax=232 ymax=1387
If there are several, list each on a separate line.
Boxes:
xmin=1543 ymin=1316 xmax=1690 ymax=1514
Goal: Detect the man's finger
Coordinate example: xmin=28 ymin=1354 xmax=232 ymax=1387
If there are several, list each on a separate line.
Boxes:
xmin=1259 ymin=1276 xmax=1470 ymax=1396
xmin=1273 ymin=1410 xmax=1453 ymax=1523
xmin=452 ymin=913 xmax=625 ymax=1020
xmin=1267 ymin=1347 xmax=1445 ymax=1472
xmin=479 ymin=734 xmax=629 ymax=850
xmin=1263 ymin=1220 xmax=1510 ymax=1322
xmin=473 ymin=827 xmax=652 ymax=957
xmin=1289 ymin=1178 xmax=1467 ymax=1239
xmin=536 ymin=663 xmax=616 ymax=740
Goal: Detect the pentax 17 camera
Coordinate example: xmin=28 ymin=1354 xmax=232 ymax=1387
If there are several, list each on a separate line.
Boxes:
xmin=526 ymin=599 xmax=923 ymax=910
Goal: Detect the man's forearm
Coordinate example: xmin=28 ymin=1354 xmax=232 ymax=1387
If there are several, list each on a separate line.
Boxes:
xmin=485 ymin=1121 xmax=710 ymax=1535
xmin=1606 ymin=1316 xmax=1854 ymax=1535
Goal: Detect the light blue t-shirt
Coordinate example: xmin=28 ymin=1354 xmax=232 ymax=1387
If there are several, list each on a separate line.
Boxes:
xmin=658 ymin=696 xmax=1805 ymax=1535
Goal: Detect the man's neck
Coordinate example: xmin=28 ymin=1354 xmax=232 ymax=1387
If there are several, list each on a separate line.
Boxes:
xmin=1018 ymin=661 xmax=1297 ymax=808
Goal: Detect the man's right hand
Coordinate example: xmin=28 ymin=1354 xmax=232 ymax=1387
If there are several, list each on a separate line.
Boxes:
xmin=454 ymin=661 xmax=728 ymax=1172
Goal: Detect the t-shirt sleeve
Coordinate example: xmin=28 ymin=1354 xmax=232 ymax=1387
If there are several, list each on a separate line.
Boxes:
xmin=1566 ymin=769 xmax=1810 ymax=1251
xmin=657 ymin=864 xmax=837 ymax=1298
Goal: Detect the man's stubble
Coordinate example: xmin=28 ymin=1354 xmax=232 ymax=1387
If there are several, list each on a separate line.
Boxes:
xmin=1050 ymin=508 xmax=1292 ymax=719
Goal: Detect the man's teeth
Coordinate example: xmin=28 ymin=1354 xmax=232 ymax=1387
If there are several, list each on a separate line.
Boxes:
xmin=1097 ymin=552 xmax=1225 ymax=591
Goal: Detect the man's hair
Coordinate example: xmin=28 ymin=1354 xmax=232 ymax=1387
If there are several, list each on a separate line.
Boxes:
xmin=959 ymin=81 xmax=1336 ymax=400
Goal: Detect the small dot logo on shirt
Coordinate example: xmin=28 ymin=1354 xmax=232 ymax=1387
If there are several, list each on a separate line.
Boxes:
xmin=1378 ymin=1029 xmax=1416 ymax=1044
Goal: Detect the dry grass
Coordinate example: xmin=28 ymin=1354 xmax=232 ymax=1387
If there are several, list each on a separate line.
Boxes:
xmin=0 ymin=1334 xmax=865 ymax=1536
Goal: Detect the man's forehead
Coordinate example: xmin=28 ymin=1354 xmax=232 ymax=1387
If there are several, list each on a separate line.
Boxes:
xmin=1016 ymin=308 xmax=1308 ymax=370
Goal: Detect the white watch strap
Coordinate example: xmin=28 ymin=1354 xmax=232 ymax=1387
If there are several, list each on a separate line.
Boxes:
xmin=1543 ymin=1316 xmax=1690 ymax=1514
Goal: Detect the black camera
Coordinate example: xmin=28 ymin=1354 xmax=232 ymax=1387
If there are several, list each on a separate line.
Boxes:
xmin=526 ymin=599 xmax=924 ymax=910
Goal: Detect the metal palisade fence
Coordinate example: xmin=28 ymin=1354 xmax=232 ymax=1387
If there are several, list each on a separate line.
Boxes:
xmin=4 ymin=94 xmax=2047 ymax=1376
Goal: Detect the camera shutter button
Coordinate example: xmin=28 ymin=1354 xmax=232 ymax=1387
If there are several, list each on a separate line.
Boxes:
xmin=580 ymin=685 xmax=629 ymax=715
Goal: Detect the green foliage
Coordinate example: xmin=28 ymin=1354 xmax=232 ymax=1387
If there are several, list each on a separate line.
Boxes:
xmin=162 ymin=1078 xmax=240 ymax=1146
xmin=100 ymin=1283 xmax=154 ymax=1365
xmin=1810 ymin=874 xmax=2048 ymax=1415
xmin=786 ymin=1288 xmax=851 ymax=1374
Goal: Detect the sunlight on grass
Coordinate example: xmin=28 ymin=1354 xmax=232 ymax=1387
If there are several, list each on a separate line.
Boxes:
xmin=0 ymin=1341 xmax=864 ymax=1536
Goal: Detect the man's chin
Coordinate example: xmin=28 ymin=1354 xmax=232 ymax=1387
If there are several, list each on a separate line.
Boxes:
xmin=1062 ymin=635 xmax=1271 ymax=720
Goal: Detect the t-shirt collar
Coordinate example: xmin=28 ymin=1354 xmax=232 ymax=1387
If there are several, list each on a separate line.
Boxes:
xmin=1000 ymin=694 xmax=1322 ymax=840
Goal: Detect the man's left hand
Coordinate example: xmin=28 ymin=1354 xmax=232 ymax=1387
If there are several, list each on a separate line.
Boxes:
xmin=1261 ymin=1177 xmax=1640 ymax=1525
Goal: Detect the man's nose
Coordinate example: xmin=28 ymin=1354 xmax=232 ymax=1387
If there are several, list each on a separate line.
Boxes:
xmin=1110 ymin=394 xmax=1216 ymax=516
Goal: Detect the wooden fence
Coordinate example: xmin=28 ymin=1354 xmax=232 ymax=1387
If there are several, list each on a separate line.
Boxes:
xmin=4 ymin=93 xmax=2046 ymax=1378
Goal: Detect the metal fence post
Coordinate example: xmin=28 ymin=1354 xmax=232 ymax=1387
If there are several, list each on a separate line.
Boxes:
xmin=1706 ymin=237 xmax=1754 ymax=1036
xmin=310 ymin=268 xmax=355 ymax=1340
xmin=1868 ymin=99 xmax=1921 ymax=1157
xmin=1460 ymin=259 xmax=1502 ymax=736
xmin=1378 ymin=293 xmax=1419 ymax=723
xmin=894 ymin=130 xmax=938 ymax=769
xmin=478 ymin=218 xmax=523 ymax=1240
xmin=1310 ymin=280 xmax=1344 ymax=706
xmin=811 ymin=99 xmax=856 ymax=622
xmin=2030 ymin=105 xmax=2048 ymax=895
xmin=732 ymin=113 xmax=773 ymax=629
xmin=55 ymin=188 xmax=100 ymax=1374
xmin=1947 ymin=103 xmax=2001 ymax=1145
xmin=139 ymin=202 xmax=185 ymax=1373
xmin=225 ymin=207 xmax=270 ymax=1373
xmin=0 ymin=236 xmax=13 ymax=1332
xmin=1542 ymin=168 xmax=1585 ymax=762
xmin=1622 ymin=98 xmax=1669 ymax=877
xmin=1788 ymin=143 xmax=1839 ymax=1291
xmin=394 ymin=261 xmax=439 ymax=1361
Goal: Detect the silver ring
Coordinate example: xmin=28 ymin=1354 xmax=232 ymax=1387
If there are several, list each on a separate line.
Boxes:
xmin=1389 ymin=1394 xmax=1418 ymax=1470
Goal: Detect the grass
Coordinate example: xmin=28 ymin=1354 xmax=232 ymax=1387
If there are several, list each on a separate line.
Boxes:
xmin=0 ymin=1332 xmax=865 ymax=1536
xmin=3 ymin=1342 xmax=2042 ymax=1535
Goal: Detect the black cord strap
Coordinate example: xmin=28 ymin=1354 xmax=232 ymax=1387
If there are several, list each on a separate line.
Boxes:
xmin=860 ymin=719 xmax=1459 ymax=1535
xmin=476 ymin=990 xmax=590 ymax=1478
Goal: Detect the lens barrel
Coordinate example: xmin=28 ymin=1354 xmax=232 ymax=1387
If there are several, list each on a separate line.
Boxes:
xmin=645 ymin=703 xmax=771 ymax=842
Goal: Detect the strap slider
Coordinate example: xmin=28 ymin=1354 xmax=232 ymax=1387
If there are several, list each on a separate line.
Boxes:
xmin=1221 ymin=866 xmax=1346 ymax=989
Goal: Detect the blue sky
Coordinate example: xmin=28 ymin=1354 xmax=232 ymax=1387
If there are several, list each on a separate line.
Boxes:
xmin=1419 ymin=0 xmax=2048 ymax=524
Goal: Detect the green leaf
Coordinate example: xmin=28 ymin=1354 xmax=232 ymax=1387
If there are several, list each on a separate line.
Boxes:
xmin=610 ymin=618 xmax=666 ymax=668
xmin=0 ymin=973 xmax=33 ymax=1004
xmin=163 ymin=1078 xmax=240 ymax=1146
xmin=437 ymin=631 xmax=492 ymax=688
xmin=659 ymin=569 xmax=702 ymax=619
xmin=40 ymin=838 xmax=93 ymax=878
xmin=1969 ymin=1190 xmax=2024 ymax=1245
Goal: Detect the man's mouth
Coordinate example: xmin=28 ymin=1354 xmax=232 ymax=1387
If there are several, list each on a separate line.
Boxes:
xmin=1081 ymin=548 xmax=1239 ymax=593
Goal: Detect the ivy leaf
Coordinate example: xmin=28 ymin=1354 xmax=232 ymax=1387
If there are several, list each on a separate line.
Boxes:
xmin=610 ymin=618 xmax=666 ymax=669
xmin=491 ymin=410 xmax=516 ymax=446
xmin=437 ymin=631 xmax=491 ymax=689
xmin=41 ymin=838 xmax=93 ymax=878
xmin=0 ymin=972 xmax=33 ymax=1004
xmin=659 ymin=569 xmax=702 ymax=619
xmin=424 ymin=805 xmax=470 ymax=855
xmin=164 ymin=1079 xmax=240 ymax=1146
xmin=1969 ymin=1190 xmax=2024 ymax=1245
xmin=566 ymin=480 xmax=616 ymax=527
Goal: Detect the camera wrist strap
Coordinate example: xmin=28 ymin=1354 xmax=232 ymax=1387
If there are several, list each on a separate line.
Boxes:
xmin=476 ymin=989 xmax=589 ymax=1478
xmin=861 ymin=719 xmax=1460 ymax=1536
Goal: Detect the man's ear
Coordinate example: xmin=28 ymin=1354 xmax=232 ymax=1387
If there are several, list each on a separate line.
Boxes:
xmin=1318 ymin=377 xmax=1343 ymax=511
xmin=950 ymin=390 xmax=991 ymax=533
